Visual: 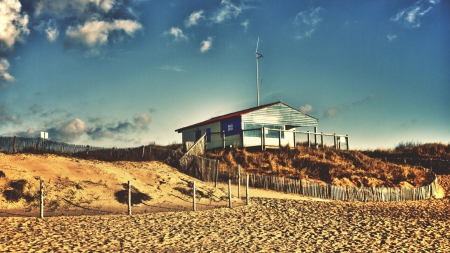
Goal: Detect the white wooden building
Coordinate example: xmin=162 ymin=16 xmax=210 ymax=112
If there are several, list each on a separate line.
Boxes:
xmin=175 ymin=101 xmax=319 ymax=150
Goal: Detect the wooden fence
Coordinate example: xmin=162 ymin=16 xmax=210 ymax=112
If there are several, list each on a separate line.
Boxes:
xmin=179 ymin=155 xmax=439 ymax=202
xmin=0 ymin=136 xmax=104 ymax=154
xmin=1 ymin=136 xmax=439 ymax=202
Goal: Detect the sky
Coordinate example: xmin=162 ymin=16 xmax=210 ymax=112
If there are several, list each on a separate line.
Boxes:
xmin=0 ymin=0 xmax=449 ymax=150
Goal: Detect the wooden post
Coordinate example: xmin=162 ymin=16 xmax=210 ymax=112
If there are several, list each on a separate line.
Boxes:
xmin=321 ymin=133 xmax=324 ymax=148
xmin=192 ymin=181 xmax=196 ymax=211
xmin=228 ymin=179 xmax=232 ymax=209
xmin=293 ymin=130 xmax=296 ymax=147
xmin=262 ymin=127 xmax=266 ymax=151
xmin=61 ymin=142 xmax=64 ymax=153
xmin=36 ymin=137 xmax=41 ymax=153
xmin=215 ymin=161 xmax=219 ymax=188
xmin=333 ymin=134 xmax=337 ymax=149
xmin=238 ymin=165 xmax=241 ymax=198
xmin=128 ymin=181 xmax=132 ymax=215
xmin=86 ymin=145 xmax=90 ymax=155
xmin=13 ymin=136 xmax=16 ymax=153
xmin=246 ymin=174 xmax=250 ymax=205
xmin=222 ymin=131 xmax=226 ymax=149
xmin=141 ymin=145 xmax=145 ymax=159
xmin=40 ymin=180 xmax=44 ymax=218
xmin=307 ymin=131 xmax=310 ymax=148
xmin=314 ymin=127 xmax=318 ymax=148
xmin=261 ymin=127 xmax=264 ymax=151
xmin=345 ymin=135 xmax=349 ymax=150
xmin=279 ymin=130 xmax=282 ymax=147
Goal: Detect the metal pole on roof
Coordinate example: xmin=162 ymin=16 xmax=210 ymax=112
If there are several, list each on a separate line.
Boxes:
xmin=256 ymin=37 xmax=263 ymax=107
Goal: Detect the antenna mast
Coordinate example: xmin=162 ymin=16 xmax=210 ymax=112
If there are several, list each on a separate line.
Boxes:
xmin=256 ymin=37 xmax=263 ymax=106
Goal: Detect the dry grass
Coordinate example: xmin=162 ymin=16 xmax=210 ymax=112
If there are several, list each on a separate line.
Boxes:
xmin=363 ymin=142 xmax=450 ymax=160
xmin=206 ymin=143 xmax=442 ymax=188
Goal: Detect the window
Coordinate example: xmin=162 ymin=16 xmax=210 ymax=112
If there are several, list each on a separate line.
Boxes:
xmin=243 ymin=123 xmax=284 ymax=138
xmin=228 ymin=124 xmax=233 ymax=131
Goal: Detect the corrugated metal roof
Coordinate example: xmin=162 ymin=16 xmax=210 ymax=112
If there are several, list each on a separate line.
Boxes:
xmin=175 ymin=101 xmax=318 ymax=132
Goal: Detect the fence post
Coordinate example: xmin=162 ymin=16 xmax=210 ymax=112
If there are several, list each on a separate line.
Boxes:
xmin=142 ymin=145 xmax=145 ymax=159
xmin=321 ymin=133 xmax=324 ymax=148
xmin=86 ymin=145 xmax=90 ymax=155
xmin=128 ymin=181 xmax=132 ymax=215
xmin=279 ymin=130 xmax=282 ymax=147
xmin=13 ymin=136 xmax=16 ymax=153
xmin=238 ymin=165 xmax=241 ymax=198
xmin=333 ymin=133 xmax=337 ymax=149
xmin=307 ymin=131 xmax=310 ymax=148
xmin=40 ymin=180 xmax=44 ymax=218
xmin=345 ymin=135 xmax=349 ymax=150
xmin=293 ymin=130 xmax=296 ymax=147
xmin=61 ymin=142 xmax=65 ymax=153
xmin=246 ymin=174 xmax=250 ymax=205
xmin=314 ymin=127 xmax=318 ymax=148
xmin=261 ymin=127 xmax=264 ymax=151
xmin=192 ymin=181 xmax=196 ymax=211
xmin=36 ymin=137 xmax=41 ymax=153
xmin=228 ymin=179 xmax=232 ymax=209
xmin=215 ymin=161 xmax=219 ymax=188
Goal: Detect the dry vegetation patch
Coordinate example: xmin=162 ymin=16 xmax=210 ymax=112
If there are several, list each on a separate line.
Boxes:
xmin=206 ymin=144 xmax=438 ymax=188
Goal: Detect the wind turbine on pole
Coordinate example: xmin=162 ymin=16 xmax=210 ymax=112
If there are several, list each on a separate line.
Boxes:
xmin=256 ymin=37 xmax=263 ymax=107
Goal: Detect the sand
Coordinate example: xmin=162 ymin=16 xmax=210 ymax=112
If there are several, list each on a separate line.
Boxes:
xmin=0 ymin=196 xmax=449 ymax=252
xmin=0 ymin=153 xmax=449 ymax=252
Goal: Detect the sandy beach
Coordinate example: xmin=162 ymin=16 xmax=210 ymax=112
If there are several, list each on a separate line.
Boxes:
xmin=1 ymin=194 xmax=449 ymax=252
xmin=0 ymin=153 xmax=449 ymax=252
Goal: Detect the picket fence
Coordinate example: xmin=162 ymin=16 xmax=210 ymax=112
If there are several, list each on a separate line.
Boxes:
xmin=180 ymin=155 xmax=439 ymax=202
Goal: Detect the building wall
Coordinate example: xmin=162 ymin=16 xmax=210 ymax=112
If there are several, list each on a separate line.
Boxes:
xmin=241 ymin=103 xmax=318 ymax=127
xmin=179 ymin=103 xmax=318 ymax=149
xmin=181 ymin=121 xmax=223 ymax=149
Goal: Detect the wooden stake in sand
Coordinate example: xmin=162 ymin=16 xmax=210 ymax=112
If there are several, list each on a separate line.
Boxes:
xmin=40 ymin=180 xmax=44 ymax=218
xmin=246 ymin=174 xmax=250 ymax=205
xmin=128 ymin=181 xmax=132 ymax=215
xmin=192 ymin=181 xmax=196 ymax=211
xmin=228 ymin=179 xmax=232 ymax=209
xmin=238 ymin=165 xmax=241 ymax=198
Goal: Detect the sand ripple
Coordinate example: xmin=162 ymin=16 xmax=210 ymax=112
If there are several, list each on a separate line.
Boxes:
xmin=1 ymin=196 xmax=449 ymax=252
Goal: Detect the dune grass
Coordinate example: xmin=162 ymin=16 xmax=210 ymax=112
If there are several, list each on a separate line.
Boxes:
xmin=205 ymin=143 xmax=445 ymax=188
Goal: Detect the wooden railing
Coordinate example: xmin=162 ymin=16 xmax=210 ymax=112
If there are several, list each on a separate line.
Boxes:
xmin=206 ymin=128 xmax=349 ymax=150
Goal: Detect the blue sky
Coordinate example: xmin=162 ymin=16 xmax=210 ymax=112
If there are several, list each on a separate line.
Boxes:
xmin=0 ymin=0 xmax=449 ymax=150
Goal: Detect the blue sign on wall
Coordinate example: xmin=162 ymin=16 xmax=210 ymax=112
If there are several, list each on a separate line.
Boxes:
xmin=221 ymin=117 xmax=241 ymax=137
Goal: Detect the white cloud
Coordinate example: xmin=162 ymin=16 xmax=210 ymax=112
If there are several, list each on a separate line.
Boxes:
xmin=387 ymin=34 xmax=397 ymax=41
xmin=34 ymin=0 xmax=116 ymax=17
xmin=241 ymin=20 xmax=249 ymax=32
xmin=163 ymin=27 xmax=188 ymax=42
xmin=0 ymin=0 xmax=30 ymax=50
xmin=293 ymin=7 xmax=324 ymax=40
xmin=200 ymin=36 xmax=213 ymax=53
xmin=66 ymin=19 xmax=142 ymax=48
xmin=48 ymin=118 xmax=87 ymax=142
xmin=133 ymin=113 xmax=151 ymax=130
xmin=0 ymin=58 xmax=14 ymax=85
xmin=185 ymin=10 xmax=205 ymax=27
xmin=324 ymin=107 xmax=339 ymax=118
xmin=300 ymin=104 xmax=313 ymax=113
xmin=160 ymin=66 xmax=184 ymax=72
xmin=0 ymin=102 xmax=21 ymax=124
xmin=391 ymin=0 xmax=438 ymax=29
xmin=34 ymin=20 xmax=59 ymax=42
xmin=211 ymin=0 xmax=242 ymax=24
